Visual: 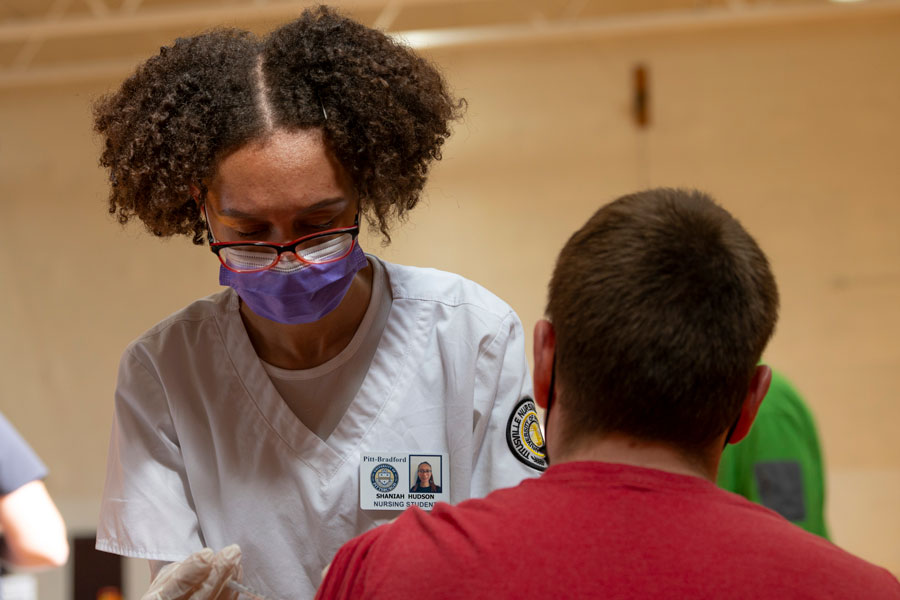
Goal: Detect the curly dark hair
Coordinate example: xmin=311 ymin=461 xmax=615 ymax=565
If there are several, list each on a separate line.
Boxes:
xmin=93 ymin=5 xmax=464 ymax=244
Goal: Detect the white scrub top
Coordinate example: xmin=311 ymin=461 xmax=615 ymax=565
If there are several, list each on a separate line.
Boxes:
xmin=97 ymin=258 xmax=541 ymax=600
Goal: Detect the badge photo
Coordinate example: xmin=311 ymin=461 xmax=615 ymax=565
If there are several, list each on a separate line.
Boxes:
xmin=406 ymin=453 xmax=448 ymax=510
xmin=409 ymin=455 xmax=443 ymax=494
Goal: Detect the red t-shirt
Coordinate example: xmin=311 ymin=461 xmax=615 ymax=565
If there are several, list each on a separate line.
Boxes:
xmin=317 ymin=461 xmax=900 ymax=599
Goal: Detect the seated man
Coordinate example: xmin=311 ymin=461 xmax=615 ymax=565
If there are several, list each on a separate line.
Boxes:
xmin=316 ymin=188 xmax=900 ymax=599
xmin=718 ymin=370 xmax=830 ymax=538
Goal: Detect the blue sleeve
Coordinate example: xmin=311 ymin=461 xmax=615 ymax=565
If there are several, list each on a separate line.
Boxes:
xmin=0 ymin=412 xmax=48 ymax=495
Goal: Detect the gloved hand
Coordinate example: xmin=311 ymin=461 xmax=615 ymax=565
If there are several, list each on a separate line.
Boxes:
xmin=142 ymin=544 xmax=242 ymax=600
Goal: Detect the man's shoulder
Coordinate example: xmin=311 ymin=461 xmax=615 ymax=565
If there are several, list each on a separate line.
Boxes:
xmin=762 ymin=532 xmax=900 ymax=595
xmin=705 ymin=488 xmax=899 ymax=594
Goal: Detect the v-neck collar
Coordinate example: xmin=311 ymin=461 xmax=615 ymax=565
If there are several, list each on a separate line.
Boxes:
xmin=215 ymin=258 xmax=426 ymax=481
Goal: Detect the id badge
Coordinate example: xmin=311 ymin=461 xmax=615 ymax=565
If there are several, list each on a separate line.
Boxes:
xmin=360 ymin=452 xmax=450 ymax=511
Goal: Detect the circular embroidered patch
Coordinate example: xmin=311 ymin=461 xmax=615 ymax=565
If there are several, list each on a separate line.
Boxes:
xmin=506 ymin=397 xmax=548 ymax=471
xmin=370 ymin=463 xmax=399 ymax=492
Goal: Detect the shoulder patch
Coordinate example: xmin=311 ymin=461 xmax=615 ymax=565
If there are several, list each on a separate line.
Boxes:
xmin=506 ymin=397 xmax=548 ymax=471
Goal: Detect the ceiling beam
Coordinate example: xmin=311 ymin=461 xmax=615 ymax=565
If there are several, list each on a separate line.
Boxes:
xmin=373 ymin=0 xmax=404 ymax=31
xmin=0 ymin=57 xmax=139 ymax=88
xmin=84 ymin=0 xmax=111 ymax=18
xmin=399 ymin=0 xmax=900 ymax=48
xmin=2 ymin=0 xmax=900 ymax=89
xmin=120 ymin=0 xmax=144 ymax=15
xmin=7 ymin=0 xmax=73 ymax=71
xmin=0 ymin=0 xmax=477 ymax=43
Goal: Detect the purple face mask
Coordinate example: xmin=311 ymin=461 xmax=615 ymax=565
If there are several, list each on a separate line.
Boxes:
xmin=220 ymin=241 xmax=368 ymax=325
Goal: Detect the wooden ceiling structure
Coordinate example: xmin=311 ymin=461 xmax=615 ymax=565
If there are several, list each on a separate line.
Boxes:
xmin=1 ymin=0 xmax=898 ymax=88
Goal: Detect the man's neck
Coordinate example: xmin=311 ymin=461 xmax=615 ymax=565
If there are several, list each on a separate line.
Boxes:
xmin=553 ymin=433 xmax=719 ymax=482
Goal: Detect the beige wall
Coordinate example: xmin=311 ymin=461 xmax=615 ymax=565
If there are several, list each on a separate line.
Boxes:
xmin=1 ymin=11 xmax=898 ymax=597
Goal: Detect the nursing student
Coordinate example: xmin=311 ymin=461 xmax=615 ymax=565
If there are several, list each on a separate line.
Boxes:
xmin=93 ymin=7 xmax=545 ymax=600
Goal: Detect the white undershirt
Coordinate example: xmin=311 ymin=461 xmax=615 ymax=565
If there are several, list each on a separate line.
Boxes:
xmin=260 ymin=256 xmax=392 ymax=440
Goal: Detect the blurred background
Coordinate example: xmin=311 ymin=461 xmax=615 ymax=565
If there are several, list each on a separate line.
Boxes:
xmin=1 ymin=0 xmax=898 ymax=597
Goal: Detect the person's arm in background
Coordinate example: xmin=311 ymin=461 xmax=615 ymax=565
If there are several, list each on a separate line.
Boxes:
xmin=717 ymin=370 xmax=829 ymax=539
xmin=0 ymin=412 xmax=69 ymax=569
xmin=0 ymin=480 xmax=69 ymax=568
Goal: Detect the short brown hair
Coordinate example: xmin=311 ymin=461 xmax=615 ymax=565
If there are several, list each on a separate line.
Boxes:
xmin=547 ymin=188 xmax=778 ymax=455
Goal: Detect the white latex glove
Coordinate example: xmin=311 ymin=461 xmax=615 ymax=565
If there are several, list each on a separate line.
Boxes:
xmin=143 ymin=544 xmax=242 ymax=600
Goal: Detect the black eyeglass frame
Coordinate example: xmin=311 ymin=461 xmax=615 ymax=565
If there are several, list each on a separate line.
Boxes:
xmin=204 ymin=209 xmax=360 ymax=274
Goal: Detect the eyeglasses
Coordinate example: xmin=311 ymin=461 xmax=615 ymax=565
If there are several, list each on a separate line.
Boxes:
xmin=204 ymin=206 xmax=359 ymax=274
xmin=418 ymin=469 xmax=432 ymax=474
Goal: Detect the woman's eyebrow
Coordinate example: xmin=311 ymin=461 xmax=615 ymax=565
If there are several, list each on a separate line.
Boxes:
xmin=298 ymin=197 xmax=348 ymax=215
xmin=218 ymin=197 xmax=347 ymax=219
xmin=217 ymin=207 xmax=262 ymax=219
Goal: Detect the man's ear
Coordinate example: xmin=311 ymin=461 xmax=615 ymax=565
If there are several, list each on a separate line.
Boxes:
xmin=533 ymin=319 xmax=556 ymax=411
xmin=727 ymin=364 xmax=772 ymax=444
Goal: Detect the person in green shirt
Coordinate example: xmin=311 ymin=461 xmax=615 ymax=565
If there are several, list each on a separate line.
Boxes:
xmin=718 ymin=370 xmax=830 ymax=538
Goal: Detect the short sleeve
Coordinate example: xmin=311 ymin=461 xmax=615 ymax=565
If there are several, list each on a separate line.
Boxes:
xmin=96 ymin=347 xmax=204 ymax=561
xmin=0 ymin=412 xmax=47 ymax=496
xmin=470 ymin=311 xmax=544 ymax=499
xmin=746 ymin=383 xmax=828 ymax=537
xmin=717 ymin=371 xmax=829 ymax=539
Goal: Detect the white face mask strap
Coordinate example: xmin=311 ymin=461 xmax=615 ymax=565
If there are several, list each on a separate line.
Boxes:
xmin=202 ymin=203 xmax=220 ymax=244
